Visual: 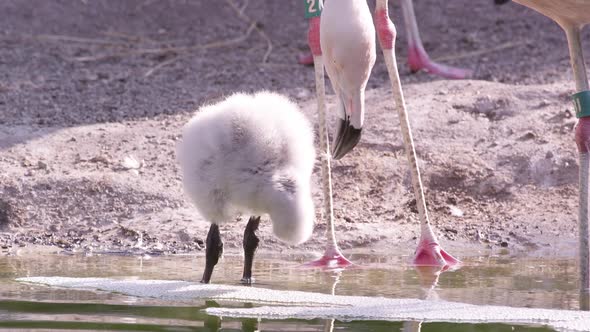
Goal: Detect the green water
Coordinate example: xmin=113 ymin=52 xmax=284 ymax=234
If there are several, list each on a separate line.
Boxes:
xmin=0 ymin=252 xmax=583 ymax=331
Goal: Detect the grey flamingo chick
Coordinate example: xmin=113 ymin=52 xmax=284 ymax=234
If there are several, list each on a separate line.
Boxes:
xmin=177 ymin=91 xmax=316 ymax=283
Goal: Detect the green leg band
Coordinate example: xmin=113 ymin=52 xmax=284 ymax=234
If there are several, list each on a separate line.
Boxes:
xmin=304 ymin=0 xmax=323 ymax=18
xmin=573 ymin=90 xmax=590 ymax=118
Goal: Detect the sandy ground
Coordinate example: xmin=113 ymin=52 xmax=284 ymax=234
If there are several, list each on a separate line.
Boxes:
xmin=0 ymin=0 xmax=587 ymax=261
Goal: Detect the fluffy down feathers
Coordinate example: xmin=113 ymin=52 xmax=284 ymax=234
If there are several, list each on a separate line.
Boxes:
xmin=177 ymin=91 xmax=316 ymax=245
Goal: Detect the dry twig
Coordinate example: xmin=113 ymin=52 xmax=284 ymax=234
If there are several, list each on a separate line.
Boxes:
xmin=27 ymin=0 xmax=271 ymax=76
xmin=71 ymin=22 xmax=257 ymax=62
xmin=144 ymin=53 xmax=189 ymax=77
xmin=224 ymin=0 xmax=273 ymax=63
xmin=101 ymin=31 xmax=149 ymax=43
xmin=32 ymin=34 xmax=133 ymax=46
xmin=434 ymin=40 xmax=528 ymax=62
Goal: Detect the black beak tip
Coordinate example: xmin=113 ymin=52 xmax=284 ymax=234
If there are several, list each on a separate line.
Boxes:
xmin=331 ymin=118 xmax=362 ymax=160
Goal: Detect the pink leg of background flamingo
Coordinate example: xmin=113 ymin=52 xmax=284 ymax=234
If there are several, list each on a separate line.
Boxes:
xmin=399 ymin=0 xmax=471 ymax=79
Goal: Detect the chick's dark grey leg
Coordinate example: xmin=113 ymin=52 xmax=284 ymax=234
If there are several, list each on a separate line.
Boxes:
xmin=201 ymin=223 xmax=223 ymax=284
xmin=241 ymin=216 xmax=261 ymax=284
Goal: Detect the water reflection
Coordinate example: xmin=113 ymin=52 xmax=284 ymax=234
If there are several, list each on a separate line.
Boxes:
xmin=0 ymin=252 xmax=586 ymax=331
xmin=402 ymin=265 xmax=448 ymax=332
xmin=321 ymin=270 xmax=342 ymax=332
xmin=316 ymin=264 xmax=449 ymax=332
xmin=582 ymin=292 xmax=590 ymax=311
xmin=0 ymin=253 xmax=585 ymax=309
xmin=200 ymin=300 xmax=261 ymax=331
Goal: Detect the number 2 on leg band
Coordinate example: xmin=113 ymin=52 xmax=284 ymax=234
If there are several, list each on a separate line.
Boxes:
xmin=305 ymin=0 xmax=323 ymax=18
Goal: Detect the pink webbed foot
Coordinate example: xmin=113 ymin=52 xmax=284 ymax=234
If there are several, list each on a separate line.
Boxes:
xmin=302 ymin=247 xmax=353 ymax=269
xmin=407 ymin=45 xmax=472 ymax=79
xmin=413 ymin=239 xmax=461 ymax=269
xmin=298 ymin=52 xmax=314 ymax=66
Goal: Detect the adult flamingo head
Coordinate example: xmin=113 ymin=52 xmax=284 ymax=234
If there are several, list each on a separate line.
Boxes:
xmin=320 ymin=0 xmax=376 ymax=160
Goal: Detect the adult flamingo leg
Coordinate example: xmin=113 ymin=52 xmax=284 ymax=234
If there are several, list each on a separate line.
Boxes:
xmin=304 ymin=15 xmax=352 ymax=268
xmin=505 ymin=0 xmax=590 ymax=309
xmin=400 ymin=0 xmax=472 ymax=79
xmin=375 ymin=0 xmax=460 ymax=268
xmin=577 ymin=114 xmax=590 ymax=310
xmin=566 ymin=24 xmax=590 ymax=311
